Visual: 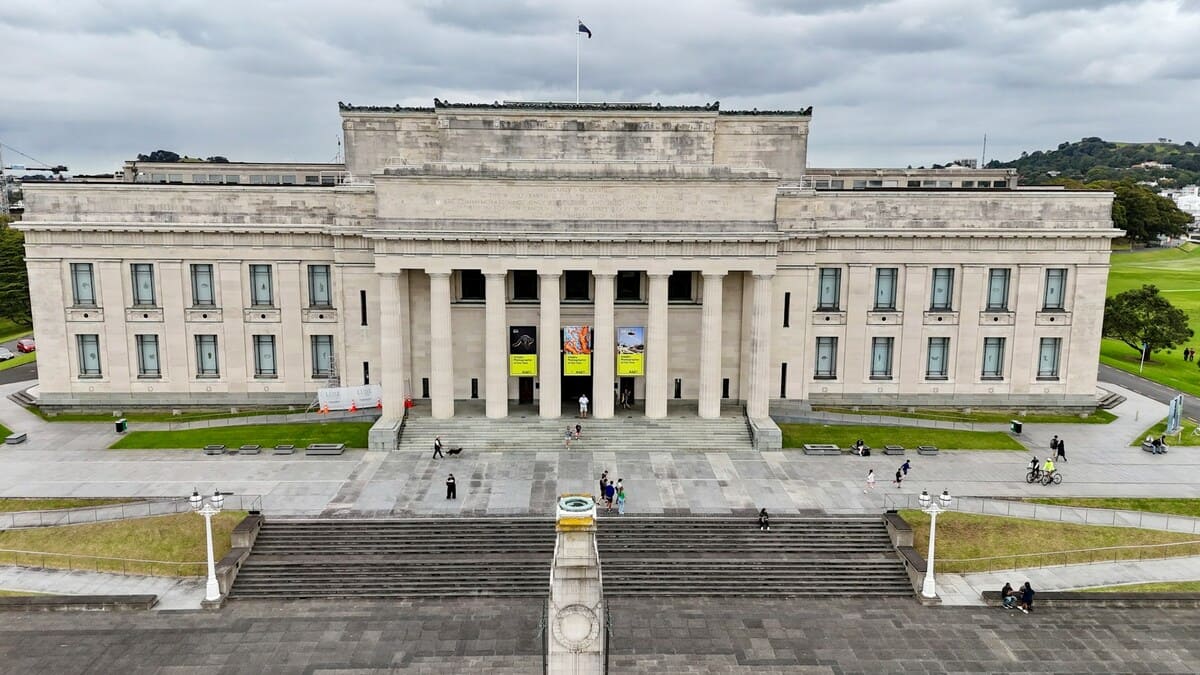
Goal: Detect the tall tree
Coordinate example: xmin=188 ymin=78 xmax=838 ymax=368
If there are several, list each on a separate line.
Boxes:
xmin=0 ymin=216 xmax=32 ymax=326
xmin=1103 ymin=284 xmax=1193 ymax=358
xmin=1090 ymin=180 xmax=1192 ymax=243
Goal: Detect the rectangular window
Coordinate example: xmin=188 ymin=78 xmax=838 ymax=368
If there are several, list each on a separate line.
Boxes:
xmin=308 ymin=265 xmax=332 ymax=307
xmin=982 ymin=337 xmax=1006 ymax=379
xmin=926 ymin=337 xmax=950 ymax=379
xmin=783 ymin=292 xmax=791 ymax=327
xmin=77 ymin=334 xmax=101 ymax=377
xmin=363 ymin=361 xmax=370 ymax=385
xmin=667 ymin=271 xmax=694 ymax=302
xmin=870 ymin=337 xmax=894 ymax=379
xmin=564 ymin=270 xmax=591 ymax=301
xmin=249 ymin=265 xmax=273 ymax=306
xmin=253 ymin=335 xmax=277 ymax=377
xmin=874 ymin=268 xmax=898 ymax=311
xmin=512 ymin=270 xmax=538 ymax=301
xmin=311 ymin=335 xmax=334 ymax=377
xmin=930 ymin=268 xmax=954 ymax=310
xmin=1038 ymin=337 xmax=1062 ymax=379
xmin=615 ymin=271 xmax=642 ymax=301
xmin=190 ymin=264 xmax=215 ymax=307
xmin=1043 ymin=269 xmax=1067 ymax=310
xmin=458 ymin=269 xmax=485 ymax=301
xmin=360 ymin=290 xmax=368 ymax=326
xmin=986 ymin=268 xmax=1010 ymax=311
xmin=131 ymin=263 xmax=156 ymax=306
xmin=815 ymin=336 xmax=838 ymax=379
xmin=196 ymin=335 xmax=219 ymax=377
xmin=70 ymin=263 xmax=96 ymax=306
xmin=818 ymin=268 xmax=841 ymax=311
xmin=780 ymin=362 xmax=788 ymax=398
xmin=135 ymin=334 xmax=161 ymax=378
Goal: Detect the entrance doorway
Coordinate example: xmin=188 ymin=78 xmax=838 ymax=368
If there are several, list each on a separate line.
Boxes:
xmin=518 ymin=377 xmax=534 ymax=405
xmin=561 ymin=374 xmax=593 ymax=406
xmin=619 ymin=377 xmax=637 ymax=409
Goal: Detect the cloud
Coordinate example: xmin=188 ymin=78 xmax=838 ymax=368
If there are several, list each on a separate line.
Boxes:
xmin=0 ymin=0 xmax=1198 ymax=173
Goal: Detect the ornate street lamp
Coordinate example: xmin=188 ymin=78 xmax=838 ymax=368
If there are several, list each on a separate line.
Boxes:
xmin=917 ymin=489 xmax=952 ymax=599
xmin=190 ymin=488 xmax=225 ymax=602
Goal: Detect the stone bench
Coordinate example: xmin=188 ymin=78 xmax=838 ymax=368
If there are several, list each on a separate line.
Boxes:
xmin=4 ymin=432 xmax=27 ymax=445
xmin=272 ymin=444 xmax=295 ymax=455
xmin=238 ymin=445 xmax=261 ymax=455
xmin=981 ymin=590 xmax=1200 ymax=608
xmin=203 ymin=444 xmax=225 ymax=455
xmin=802 ymin=443 xmax=843 ymax=456
xmin=305 ymin=443 xmax=346 ymax=456
xmin=917 ymin=445 xmax=939 ymax=456
xmin=1141 ymin=441 xmax=1168 ymax=454
xmin=883 ymin=445 xmax=906 ymax=456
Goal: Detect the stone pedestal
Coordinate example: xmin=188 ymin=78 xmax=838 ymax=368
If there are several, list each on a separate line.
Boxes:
xmin=547 ymin=495 xmax=605 ymax=674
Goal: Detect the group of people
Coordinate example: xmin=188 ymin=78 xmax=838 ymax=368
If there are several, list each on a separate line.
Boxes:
xmin=1000 ymin=581 xmax=1035 ymax=613
xmin=598 ymin=471 xmax=626 ymax=514
xmin=564 ymin=423 xmax=583 ymax=448
xmin=1049 ymin=435 xmax=1068 ymax=462
xmin=1183 ymin=347 xmax=1197 ymax=362
xmin=863 ymin=460 xmax=911 ymax=493
xmin=1147 ymin=434 xmax=1171 ymax=454
xmin=618 ymin=389 xmax=635 ymax=409
xmin=1029 ymin=455 xmax=1057 ymax=481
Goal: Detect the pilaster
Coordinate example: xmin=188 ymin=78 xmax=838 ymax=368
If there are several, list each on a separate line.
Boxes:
xmin=539 ymin=272 xmax=562 ymax=418
xmin=485 ymin=271 xmax=508 ymax=418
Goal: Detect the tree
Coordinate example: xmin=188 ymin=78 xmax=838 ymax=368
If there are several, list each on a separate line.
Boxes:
xmin=1103 ymin=285 xmax=1192 ymax=359
xmin=0 ymin=216 xmax=32 ymax=326
xmin=136 ymin=150 xmax=181 ymax=163
xmin=1089 ymin=181 xmax=1193 ymax=243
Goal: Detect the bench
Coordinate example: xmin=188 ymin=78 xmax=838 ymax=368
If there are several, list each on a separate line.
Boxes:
xmin=883 ymin=445 xmax=906 ymax=456
xmin=272 ymin=444 xmax=295 ymax=455
xmin=981 ymin=590 xmax=1200 ymax=608
xmin=305 ymin=443 xmax=346 ymax=456
xmin=4 ymin=432 xmax=27 ymax=445
xmin=238 ymin=444 xmax=261 ymax=455
xmin=802 ymin=443 xmax=843 ymax=456
xmin=917 ymin=445 xmax=940 ymax=456
xmin=1141 ymin=441 xmax=1168 ymax=454
xmin=203 ymin=444 xmax=225 ymax=455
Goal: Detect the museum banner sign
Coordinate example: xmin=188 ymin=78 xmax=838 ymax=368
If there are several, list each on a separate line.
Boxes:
xmin=317 ymin=384 xmax=383 ymax=411
xmin=509 ymin=326 xmax=538 ymax=376
xmin=616 ymin=326 xmax=645 ymax=376
xmin=563 ymin=325 xmax=592 ymax=376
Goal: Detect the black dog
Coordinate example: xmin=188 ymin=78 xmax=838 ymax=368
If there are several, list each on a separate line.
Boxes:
xmin=447 ymin=447 xmax=464 ymax=456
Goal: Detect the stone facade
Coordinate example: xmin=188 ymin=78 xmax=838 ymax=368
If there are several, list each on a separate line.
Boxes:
xmin=17 ymin=100 xmax=1120 ymax=437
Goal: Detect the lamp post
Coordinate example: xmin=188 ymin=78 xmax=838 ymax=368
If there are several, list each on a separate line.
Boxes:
xmin=190 ymin=488 xmax=225 ymax=602
xmin=918 ymin=489 xmax=952 ymax=599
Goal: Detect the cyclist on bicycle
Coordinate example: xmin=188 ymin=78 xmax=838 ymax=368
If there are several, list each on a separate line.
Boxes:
xmin=1042 ymin=457 xmax=1056 ymax=482
xmin=1028 ymin=456 xmax=1039 ymax=472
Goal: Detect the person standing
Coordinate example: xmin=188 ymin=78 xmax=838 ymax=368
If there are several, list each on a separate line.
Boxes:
xmin=1055 ymin=437 xmax=1067 ymax=462
xmin=1049 ymin=435 xmax=1059 ymax=458
xmin=604 ymin=480 xmax=616 ymax=512
xmin=864 ymin=469 xmax=876 ymax=493
xmin=1019 ymin=581 xmax=1035 ymax=613
xmin=579 ymin=393 xmax=589 ymax=418
xmin=433 ymin=436 xmax=444 ymax=459
xmin=900 ymin=459 xmax=911 ymax=476
xmin=616 ymin=485 xmax=626 ymax=515
xmin=445 ymin=473 xmax=456 ymax=500
xmin=599 ymin=471 xmax=608 ymax=500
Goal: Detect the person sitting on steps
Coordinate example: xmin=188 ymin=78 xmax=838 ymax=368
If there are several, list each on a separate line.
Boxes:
xmin=758 ymin=508 xmax=771 ymax=531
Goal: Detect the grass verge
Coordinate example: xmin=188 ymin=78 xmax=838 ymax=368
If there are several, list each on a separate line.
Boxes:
xmin=0 ymin=511 xmax=245 ymax=576
xmin=1130 ymin=418 xmax=1200 ymax=447
xmin=0 ymin=423 xmax=9 ymax=438
xmin=1083 ymin=581 xmax=1200 ymax=593
xmin=0 ymin=318 xmax=32 ymax=345
xmin=1101 ymin=340 xmax=1200 ymax=399
xmin=1023 ymin=498 xmax=1200 ymax=519
xmin=813 ymin=406 xmax=1115 ymax=425
xmin=0 ymin=352 xmax=35 ymax=372
xmin=902 ymin=510 xmax=1200 ymax=573
xmin=0 ymin=590 xmax=51 ymax=597
xmin=0 ymin=498 xmax=142 ymax=513
xmin=33 ymin=405 xmax=310 ymax=424
xmin=780 ymin=423 xmax=1025 ymax=451
xmin=110 ymin=421 xmax=372 ymax=449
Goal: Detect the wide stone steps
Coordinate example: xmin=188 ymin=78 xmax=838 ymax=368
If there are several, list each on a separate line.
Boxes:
xmin=230 ymin=517 xmax=913 ymax=600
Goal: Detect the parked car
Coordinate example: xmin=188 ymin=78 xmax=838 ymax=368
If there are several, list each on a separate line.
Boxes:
xmin=15 ymin=338 xmax=35 ymax=353
xmin=0 ymin=347 xmax=13 ymax=361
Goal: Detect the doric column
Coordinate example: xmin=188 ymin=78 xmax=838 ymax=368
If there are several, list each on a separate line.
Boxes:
xmin=644 ymin=272 xmax=670 ymax=419
xmin=485 ymin=271 xmax=508 ymax=418
xmin=746 ymin=273 xmax=774 ymax=419
xmin=379 ymin=272 xmax=407 ymax=420
xmin=592 ymin=272 xmax=615 ymax=419
xmin=428 ymin=271 xmax=454 ymax=419
xmin=539 ymin=272 xmax=561 ymax=418
xmin=698 ymin=272 xmax=725 ymax=419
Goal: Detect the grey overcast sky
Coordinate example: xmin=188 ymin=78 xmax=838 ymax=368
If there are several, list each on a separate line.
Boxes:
xmin=2 ymin=0 xmax=1198 ymax=174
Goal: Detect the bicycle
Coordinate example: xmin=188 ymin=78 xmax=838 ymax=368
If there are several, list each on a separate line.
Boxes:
xmin=1040 ymin=471 xmax=1062 ymax=486
xmin=1025 ymin=468 xmax=1043 ymax=484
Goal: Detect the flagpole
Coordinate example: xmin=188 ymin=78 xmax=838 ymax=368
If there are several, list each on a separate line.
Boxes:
xmin=576 ymin=24 xmax=581 ymax=103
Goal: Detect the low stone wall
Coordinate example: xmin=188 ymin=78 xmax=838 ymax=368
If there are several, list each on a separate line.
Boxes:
xmin=207 ymin=514 xmax=264 ymax=609
xmin=0 ymin=595 xmax=157 ymax=612
xmin=747 ymin=416 xmax=782 ymax=451
xmin=980 ymin=590 xmax=1200 ymax=608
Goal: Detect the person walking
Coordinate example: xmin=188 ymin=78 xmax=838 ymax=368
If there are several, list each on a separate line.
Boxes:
xmin=893 ymin=468 xmax=903 ymax=487
xmin=579 ymin=394 xmax=589 ymax=418
xmin=900 ymin=459 xmax=911 ymax=476
xmin=564 ymin=426 xmax=573 ymax=449
xmin=574 ymin=423 xmax=582 ymax=440
xmin=616 ymin=485 xmax=626 ymax=515
xmin=1049 ymin=435 xmax=1059 ymax=459
xmin=1055 ymin=437 xmax=1067 ymax=462
xmin=758 ymin=508 xmax=771 ymax=531
xmin=445 ymin=473 xmax=456 ymax=500
xmin=864 ymin=469 xmax=876 ymax=493
xmin=1018 ymin=581 xmax=1035 ymax=613
xmin=432 ymin=436 xmax=444 ymax=459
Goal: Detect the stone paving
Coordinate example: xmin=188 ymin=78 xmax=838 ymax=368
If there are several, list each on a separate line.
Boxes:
xmin=2 ymin=598 xmax=1200 ymax=673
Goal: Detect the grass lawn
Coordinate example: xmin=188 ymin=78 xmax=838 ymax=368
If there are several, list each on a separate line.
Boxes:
xmin=110 ymin=421 xmax=372 ymax=449
xmin=779 ymin=423 xmax=1025 ymax=451
xmin=0 ymin=423 xmax=9 ymax=438
xmin=813 ymin=406 xmax=1115 ymax=425
xmin=1130 ymin=418 xmax=1200 ymax=446
xmin=0 ymin=318 xmax=32 ymax=345
xmin=0 ymin=351 xmax=36 ymax=372
xmin=1102 ymin=245 xmax=1200 ymax=397
xmin=0 ymin=589 xmax=51 ymax=597
xmin=0 ymin=511 xmax=245 ymax=576
xmin=1023 ymin=497 xmax=1200 ymax=519
xmin=34 ymin=405 xmax=308 ymax=423
xmin=903 ymin=510 xmax=1200 ymax=573
xmin=1083 ymin=581 xmax=1200 ymax=593
xmin=0 ymin=498 xmax=141 ymax=513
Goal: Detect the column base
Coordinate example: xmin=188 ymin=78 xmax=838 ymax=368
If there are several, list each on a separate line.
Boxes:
xmin=368 ymin=417 xmax=403 ymax=450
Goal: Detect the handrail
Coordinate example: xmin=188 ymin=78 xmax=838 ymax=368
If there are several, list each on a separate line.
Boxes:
xmin=0 ymin=548 xmax=207 ymax=577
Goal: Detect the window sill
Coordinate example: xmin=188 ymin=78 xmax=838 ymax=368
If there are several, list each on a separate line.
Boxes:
xmin=196 ymin=374 xmax=221 ymax=379
xmin=980 ymin=376 xmax=1005 ymax=381
xmin=254 ymin=374 xmax=278 ymax=379
xmin=136 ymin=375 xmax=162 ymax=380
xmin=924 ymin=376 xmax=949 ymax=381
xmin=813 ymin=375 xmax=838 ymax=381
xmin=454 ymin=299 xmax=485 ymax=304
xmin=1040 ymin=307 xmax=1066 ymax=313
xmin=816 ymin=307 xmax=841 ymax=313
xmin=78 ymin=374 xmax=103 ymax=380
xmin=1036 ymin=376 xmax=1060 ymax=381
xmin=71 ymin=304 xmax=99 ymax=309
xmin=872 ymin=306 xmax=897 ymax=312
xmin=869 ymin=375 xmax=893 ymax=381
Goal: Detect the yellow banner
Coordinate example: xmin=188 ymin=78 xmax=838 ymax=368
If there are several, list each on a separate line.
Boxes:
xmin=616 ymin=352 xmax=643 ymax=376
xmin=616 ymin=326 xmax=645 ymax=376
xmin=564 ymin=353 xmax=591 ymax=376
xmin=563 ymin=326 xmax=592 ymax=376
xmin=509 ymin=354 xmax=538 ymax=376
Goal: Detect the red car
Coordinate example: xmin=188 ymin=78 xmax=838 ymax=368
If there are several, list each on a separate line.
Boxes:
xmin=15 ymin=338 xmax=35 ymax=353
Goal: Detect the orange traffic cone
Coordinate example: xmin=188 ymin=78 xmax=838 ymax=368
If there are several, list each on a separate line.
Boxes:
xmin=376 ymin=399 xmax=383 ymax=409
xmin=319 ymin=404 xmax=329 ymax=414
xmin=349 ymin=402 xmax=358 ymax=413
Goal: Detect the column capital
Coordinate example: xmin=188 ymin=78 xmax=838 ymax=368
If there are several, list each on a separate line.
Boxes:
xmin=427 ymin=271 xmax=452 ymax=280
xmin=702 ymin=271 xmax=727 ymax=280
xmin=538 ymin=271 xmax=562 ymax=279
xmin=483 ymin=270 xmax=507 ymax=278
xmin=592 ymin=272 xmax=616 ymax=280
xmin=753 ymin=273 xmax=776 ymax=281
xmin=647 ymin=271 xmax=672 ymax=279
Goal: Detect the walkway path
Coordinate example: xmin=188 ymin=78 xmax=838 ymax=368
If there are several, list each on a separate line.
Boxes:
xmin=0 ymin=566 xmax=203 ymax=610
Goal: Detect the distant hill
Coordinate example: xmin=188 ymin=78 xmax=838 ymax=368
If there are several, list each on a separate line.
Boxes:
xmin=987 ymin=137 xmax=1200 ymax=187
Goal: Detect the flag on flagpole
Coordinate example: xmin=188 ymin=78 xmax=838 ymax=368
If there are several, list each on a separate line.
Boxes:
xmin=578 ymin=21 xmax=592 ymax=38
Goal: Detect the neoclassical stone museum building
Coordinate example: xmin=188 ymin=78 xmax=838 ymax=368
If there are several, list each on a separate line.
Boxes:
xmin=18 ymin=99 xmax=1119 ymax=448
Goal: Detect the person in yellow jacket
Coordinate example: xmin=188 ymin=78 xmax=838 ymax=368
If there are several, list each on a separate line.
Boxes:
xmin=1042 ymin=457 xmax=1056 ymax=481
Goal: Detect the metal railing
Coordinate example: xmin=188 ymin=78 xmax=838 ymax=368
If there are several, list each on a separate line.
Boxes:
xmin=882 ymin=494 xmax=1200 ymax=534
xmin=0 ymin=548 xmax=206 ymax=577
xmin=934 ymin=540 xmax=1200 ymax=574
xmin=0 ymin=495 xmax=263 ymax=530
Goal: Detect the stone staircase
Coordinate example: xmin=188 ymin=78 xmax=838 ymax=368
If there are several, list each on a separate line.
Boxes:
xmin=397 ymin=407 xmax=755 ymax=453
xmin=228 ymin=517 xmax=912 ymax=600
